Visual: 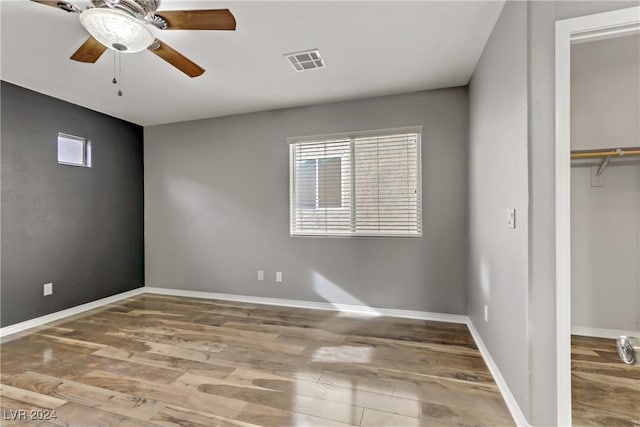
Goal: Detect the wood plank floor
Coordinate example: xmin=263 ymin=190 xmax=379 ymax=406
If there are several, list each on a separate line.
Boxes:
xmin=572 ymin=335 xmax=640 ymax=426
xmin=1 ymin=294 xmax=513 ymax=426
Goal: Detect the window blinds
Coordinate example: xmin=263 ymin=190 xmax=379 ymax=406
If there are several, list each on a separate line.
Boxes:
xmin=290 ymin=130 xmax=421 ymax=236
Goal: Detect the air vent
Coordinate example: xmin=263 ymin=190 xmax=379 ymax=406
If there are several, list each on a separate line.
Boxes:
xmin=285 ymin=49 xmax=325 ymax=72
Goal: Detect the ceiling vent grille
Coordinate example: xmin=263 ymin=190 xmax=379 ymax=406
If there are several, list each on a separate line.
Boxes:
xmin=285 ymin=49 xmax=325 ymax=72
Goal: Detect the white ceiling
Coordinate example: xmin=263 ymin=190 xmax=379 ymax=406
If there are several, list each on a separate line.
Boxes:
xmin=1 ymin=0 xmax=505 ymax=126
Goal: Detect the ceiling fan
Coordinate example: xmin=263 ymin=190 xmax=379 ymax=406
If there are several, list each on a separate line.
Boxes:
xmin=31 ymin=0 xmax=236 ymax=77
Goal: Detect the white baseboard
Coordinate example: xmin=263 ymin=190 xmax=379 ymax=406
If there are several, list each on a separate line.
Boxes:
xmin=0 ymin=288 xmax=146 ymax=338
xmin=572 ymin=326 xmax=640 ymax=339
xmin=466 ymin=319 xmax=530 ymax=427
xmin=143 ymin=286 xmax=468 ymax=324
xmin=0 ymin=286 xmax=466 ymax=338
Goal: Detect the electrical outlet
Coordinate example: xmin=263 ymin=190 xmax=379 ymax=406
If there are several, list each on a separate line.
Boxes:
xmin=43 ymin=283 xmax=53 ymax=296
xmin=257 ymin=270 xmax=264 ymax=281
xmin=276 ymin=272 xmax=283 ymax=283
xmin=507 ymin=208 xmax=516 ymax=229
xmin=484 ymin=305 xmax=489 ymax=322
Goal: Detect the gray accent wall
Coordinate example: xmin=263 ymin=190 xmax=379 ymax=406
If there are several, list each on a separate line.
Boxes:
xmin=468 ymin=0 xmax=530 ymax=420
xmin=1 ymin=81 xmax=144 ymax=327
xmin=144 ymin=88 xmax=468 ymax=313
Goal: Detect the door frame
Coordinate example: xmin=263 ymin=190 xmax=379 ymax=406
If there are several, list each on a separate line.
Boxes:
xmin=555 ymin=7 xmax=640 ymax=426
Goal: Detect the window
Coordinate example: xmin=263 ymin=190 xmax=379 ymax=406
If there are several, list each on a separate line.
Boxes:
xmin=297 ymin=157 xmax=343 ymax=209
xmin=289 ymin=127 xmax=421 ymax=237
xmin=58 ymin=133 xmax=91 ymax=167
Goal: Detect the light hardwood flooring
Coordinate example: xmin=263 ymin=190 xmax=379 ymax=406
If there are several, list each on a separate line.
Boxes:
xmin=1 ymin=294 xmax=514 ymax=426
xmin=572 ymin=335 xmax=640 ymax=426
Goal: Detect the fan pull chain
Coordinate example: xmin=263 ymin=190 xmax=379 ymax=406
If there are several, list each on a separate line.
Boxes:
xmin=118 ymin=52 xmax=123 ymax=97
xmin=112 ymin=51 xmax=123 ymax=97
xmin=112 ymin=50 xmax=117 ymax=85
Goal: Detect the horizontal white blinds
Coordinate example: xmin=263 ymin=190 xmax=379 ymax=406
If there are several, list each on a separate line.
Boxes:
xmin=290 ymin=132 xmax=421 ymax=236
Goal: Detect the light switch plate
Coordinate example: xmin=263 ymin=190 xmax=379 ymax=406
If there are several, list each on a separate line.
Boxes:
xmin=257 ymin=270 xmax=264 ymax=281
xmin=276 ymin=272 xmax=283 ymax=283
xmin=507 ymin=208 xmax=516 ymax=229
xmin=43 ymin=283 xmax=53 ymax=296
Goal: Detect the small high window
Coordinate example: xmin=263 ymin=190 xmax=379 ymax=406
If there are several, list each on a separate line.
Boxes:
xmin=58 ymin=133 xmax=91 ymax=167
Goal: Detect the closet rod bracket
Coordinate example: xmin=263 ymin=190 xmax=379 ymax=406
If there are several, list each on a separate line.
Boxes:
xmin=596 ymin=156 xmax=611 ymax=177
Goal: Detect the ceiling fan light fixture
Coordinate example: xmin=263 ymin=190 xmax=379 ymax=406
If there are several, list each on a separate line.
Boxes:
xmin=79 ymin=8 xmax=154 ymax=53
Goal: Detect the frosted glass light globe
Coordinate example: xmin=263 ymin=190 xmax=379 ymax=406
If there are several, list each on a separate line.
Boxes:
xmin=79 ymin=8 xmax=154 ymax=53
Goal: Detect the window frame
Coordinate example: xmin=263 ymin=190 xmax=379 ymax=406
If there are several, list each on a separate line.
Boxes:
xmin=288 ymin=126 xmax=423 ymax=238
xmin=57 ymin=132 xmax=92 ymax=168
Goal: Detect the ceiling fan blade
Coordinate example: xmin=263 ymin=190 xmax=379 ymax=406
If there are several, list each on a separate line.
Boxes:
xmin=31 ymin=0 xmax=80 ymax=13
xmin=154 ymin=9 xmax=236 ymax=30
xmin=70 ymin=36 xmax=107 ymax=63
xmin=148 ymin=39 xmax=205 ymax=78
xmin=31 ymin=0 xmax=60 ymax=7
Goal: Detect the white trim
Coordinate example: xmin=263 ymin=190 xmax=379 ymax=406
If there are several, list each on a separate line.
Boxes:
xmin=555 ymin=7 xmax=640 ymax=427
xmin=571 ymin=22 xmax=639 ymax=44
xmin=0 ymin=287 xmax=145 ymax=338
xmin=286 ymin=125 xmax=423 ymax=144
xmin=143 ymin=287 xmax=467 ymax=324
xmin=572 ymin=326 xmax=640 ymax=340
xmin=0 ymin=284 xmax=465 ymax=333
xmin=555 ymin=16 xmax=573 ymax=427
xmin=466 ymin=320 xmax=530 ymax=427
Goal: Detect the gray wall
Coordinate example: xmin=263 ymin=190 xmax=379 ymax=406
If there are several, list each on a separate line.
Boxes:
xmin=571 ymin=164 xmax=640 ymax=332
xmin=1 ymin=81 xmax=144 ymax=327
xmin=470 ymin=4 xmax=640 ymax=424
xmin=468 ymin=0 xmax=530 ymax=419
xmin=527 ymin=1 xmax=640 ymax=426
xmin=571 ymin=34 xmax=640 ymax=151
xmin=144 ymin=88 xmax=468 ymax=313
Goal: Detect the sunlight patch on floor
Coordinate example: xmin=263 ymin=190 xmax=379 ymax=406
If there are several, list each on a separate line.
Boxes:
xmin=311 ymin=345 xmax=373 ymax=364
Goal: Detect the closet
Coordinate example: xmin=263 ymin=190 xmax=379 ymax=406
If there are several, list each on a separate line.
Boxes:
xmin=569 ymin=33 xmax=640 ymax=425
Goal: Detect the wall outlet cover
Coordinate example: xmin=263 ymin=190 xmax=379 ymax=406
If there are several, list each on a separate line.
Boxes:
xmin=43 ymin=283 xmax=53 ymax=296
xmin=276 ymin=272 xmax=283 ymax=283
xmin=257 ymin=270 xmax=264 ymax=281
xmin=484 ymin=305 xmax=489 ymax=322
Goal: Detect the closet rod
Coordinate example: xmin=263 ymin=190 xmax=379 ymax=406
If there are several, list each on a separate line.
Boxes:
xmin=571 ymin=148 xmax=640 ymax=159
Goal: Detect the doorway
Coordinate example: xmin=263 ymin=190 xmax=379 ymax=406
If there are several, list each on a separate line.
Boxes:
xmin=556 ymin=6 xmax=640 ymax=426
